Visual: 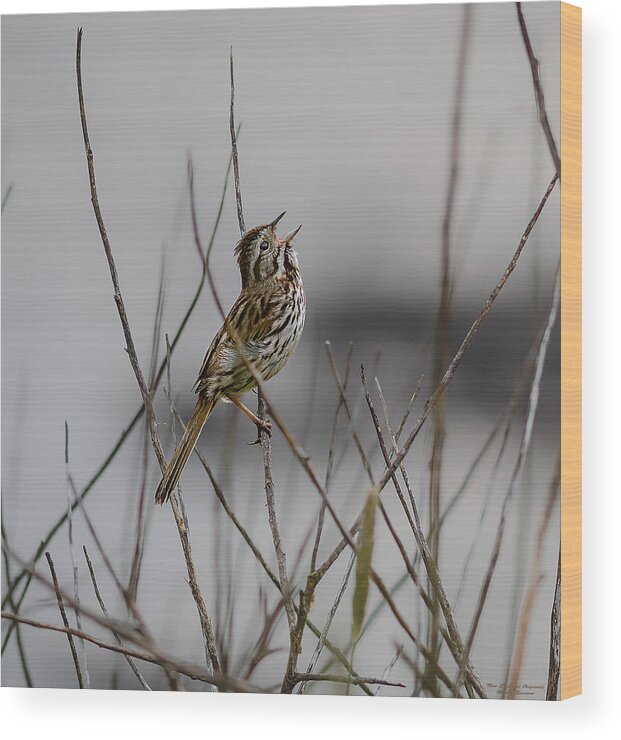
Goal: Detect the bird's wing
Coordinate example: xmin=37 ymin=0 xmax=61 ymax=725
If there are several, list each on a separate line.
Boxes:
xmin=193 ymin=292 xmax=277 ymax=395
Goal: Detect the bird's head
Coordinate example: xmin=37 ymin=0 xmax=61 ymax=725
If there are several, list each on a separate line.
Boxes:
xmin=234 ymin=212 xmax=302 ymax=289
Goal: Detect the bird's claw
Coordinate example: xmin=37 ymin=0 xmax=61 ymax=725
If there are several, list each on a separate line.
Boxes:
xmin=247 ymin=417 xmax=272 ymax=445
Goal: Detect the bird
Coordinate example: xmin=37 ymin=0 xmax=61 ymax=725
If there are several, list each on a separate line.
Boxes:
xmin=155 ymin=211 xmax=305 ymax=504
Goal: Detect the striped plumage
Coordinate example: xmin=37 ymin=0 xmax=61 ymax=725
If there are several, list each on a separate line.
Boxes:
xmin=155 ymin=212 xmax=305 ymax=504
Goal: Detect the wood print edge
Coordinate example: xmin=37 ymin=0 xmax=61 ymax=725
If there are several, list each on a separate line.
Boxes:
xmin=560 ymin=0 xmax=582 ymax=701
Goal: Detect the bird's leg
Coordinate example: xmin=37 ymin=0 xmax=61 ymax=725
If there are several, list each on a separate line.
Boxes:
xmin=227 ymin=395 xmax=272 ymax=443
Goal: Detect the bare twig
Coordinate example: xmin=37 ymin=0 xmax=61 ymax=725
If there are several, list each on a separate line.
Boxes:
xmin=1 ymin=183 xmax=14 ymax=211
xmin=398 ymin=649 xmax=442 ymax=698
xmin=310 ymin=342 xmax=354 ymax=573
xmin=64 ymin=422 xmax=90 ymax=688
xmin=375 ymin=645 xmax=404 ymax=696
xmin=395 ymin=374 xmax=424 ymax=443
xmin=326 ymin=343 xmax=375 ymax=484
xmin=76 ymin=27 xmax=220 ymax=677
xmin=546 ymin=547 xmax=561 ymax=700
xmin=243 ymin=592 xmax=285 ymax=681
xmin=362 ymin=369 xmax=483 ymax=698
xmin=293 ymin=672 xmax=405 ymax=690
xmin=300 ymin=547 xmax=358 ymax=694
xmin=227 ymin=46 xmax=298 ymax=687
xmin=128 ymin=254 xmax=167 ymax=604
xmin=261 ymin=406 xmax=296 ymax=634
xmin=456 ymin=267 xmax=560 ymax=694
xmin=45 ymin=552 xmax=85 ymax=688
xmin=167 ymin=401 xmax=371 ymax=692
xmin=0 ymin=517 xmax=33 ymax=686
xmin=83 ymin=546 xmax=152 ymax=690
xmin=324 ymin=363 xmax=480 ymax=696
xmin=1 ymin=612 xmax=259 ymax=693
xmin=316 ymin=173 xmax=558 ymax=582
xmin=505 ymin=453 xmax=560 ymax=699
xmin=1 ymin=48 xmax=233 ymax=648
xmin=64 ymin=424 xmax=148 ymax=634
xmin=516 ymin=2 xmax=561 ymax=176
xmin=229 ymin=47 xmax=245 ymax=234
xmin=426 ymin=6 xmax=472 ymax=689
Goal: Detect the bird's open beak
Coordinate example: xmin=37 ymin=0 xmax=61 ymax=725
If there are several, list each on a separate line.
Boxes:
xmin=283 ymin=224 xmax=302 ymax=243
xmin=270 ymin=211 xmax=287 ymax=229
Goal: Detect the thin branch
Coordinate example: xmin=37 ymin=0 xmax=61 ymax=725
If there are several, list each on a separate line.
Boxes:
xmin=301 ymin=543 xmax=358 ymax=694
xmin=516 ymin=2 xmax=561 ymax=176
xmin=2 ymin=132 xmax=231 ymax=623
xmin=243 ymin=592 xmax=285 ymax=681
xmin=45 ymin=552 xmax=84 ymax=688
xmin=395 ymin=374 xmax=423 ymax=443
xmin=326 ymin=342 xmax=375 ymax=484
xmin=362 ymin=369 xmax=483 ymax=699
xmin=321 ymin=362 xmax=481 ymax=696
xmin=229 ymin=47 xmax=245 ymax=234
xmin=64 ymin=422 xmax=90 ymax=687
xmin=1 ymin=612 xmax=259 ymax=693
xmin=76 ymin=27 xmax=220 ymax=677
xmin=260 ymin=401 xmax=296 ymax=634
xmin=167 ymin=401 xmax=371 ymax=692
xmin=292 ymin=672 xmax=405 ymax=689
xmin=375 ymin=645 xmax=404 ymax=696
xmin=64 ymin=427 xmax=148 ymax=633
xmin=426 ymin=5 xmax=472 ymax=689
xmin=316 ymin=173 xmax=558 ymax=581
xmin=228 ymin=46 xmax=298 ymax=685
xmin=1 ymin=183 xmax=14 ymax=212
xmin=0 ymin=517 xmax=33 ymax=686
xmin=83 ymin=546 xmax=152 ymax=690
xmin=456 ymin=267 xmax=561 ymax=694
xmin=398 ymin=649 xmax=442 ymax=698
xmin=505 ymin=453 xmax=560 ymax=699
xmin=128 ymin=253 xmax=167 ymax=603
xmin=310 ymin=342 xmax=354 ymax=573
xmin=546 ymin=547 xmax=561 ymax=700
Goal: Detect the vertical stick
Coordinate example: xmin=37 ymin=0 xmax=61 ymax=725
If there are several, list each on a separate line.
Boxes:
xmin=76 ymin=28 xmax=221 ymax=679
xmin=45 ymin=552 xmax=84 ymax=688
xmin=426 ymin=6 xmax=472 ymax=691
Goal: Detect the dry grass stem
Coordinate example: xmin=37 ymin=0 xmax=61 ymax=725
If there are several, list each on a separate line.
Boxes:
xmin=505 ymin=454 xmax=560 ymax=699
xmin=426 ymin=5 xmax=472 ymax=689
xmin=456 ymin=268 xmax=560 ymax=694
xmin=45 ymin=552 xmax=85 ymax=688
xmin=361 ymin=368 xmax=484 ymax=698
xmin=316 ymin=172 xmax=558 ymax=587
xmin=83 ymin=546 xmax=152 ymax=690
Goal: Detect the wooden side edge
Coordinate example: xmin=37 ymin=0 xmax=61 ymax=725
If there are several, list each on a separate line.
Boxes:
xmin=560 ymin=1 xmax=582 ymax=701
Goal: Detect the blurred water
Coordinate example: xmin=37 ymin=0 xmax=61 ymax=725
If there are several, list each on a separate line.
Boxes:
xmin=2 ymin=3 xmax=560 ymax=698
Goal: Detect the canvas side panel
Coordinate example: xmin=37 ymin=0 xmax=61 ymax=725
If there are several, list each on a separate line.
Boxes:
xmin=560 ymin=0 xmax=582 ymax=701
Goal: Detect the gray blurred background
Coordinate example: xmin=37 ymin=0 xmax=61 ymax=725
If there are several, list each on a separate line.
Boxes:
xmin=2 ymin=2 xmax=561 ymax=697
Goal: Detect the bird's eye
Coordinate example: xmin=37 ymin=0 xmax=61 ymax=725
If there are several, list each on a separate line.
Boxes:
xmin=259 ymin=240 xmax=269 ymax=251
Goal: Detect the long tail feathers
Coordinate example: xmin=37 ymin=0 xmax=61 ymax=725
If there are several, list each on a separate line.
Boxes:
xmin=155 ymin=395 xmax=215 ymax=505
